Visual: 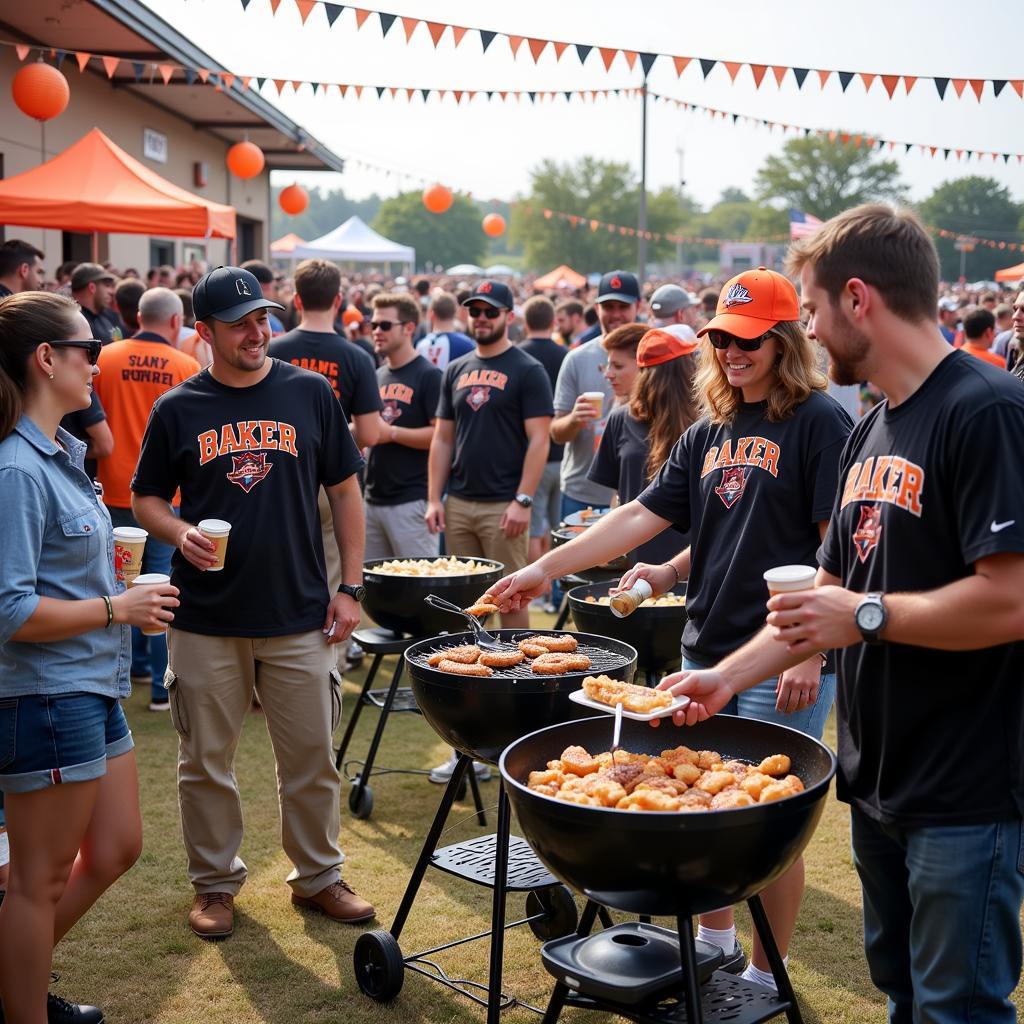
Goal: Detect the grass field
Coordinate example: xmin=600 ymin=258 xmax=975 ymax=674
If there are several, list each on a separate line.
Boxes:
xmin=47 ymin=618 xmax=1024 ymax=1024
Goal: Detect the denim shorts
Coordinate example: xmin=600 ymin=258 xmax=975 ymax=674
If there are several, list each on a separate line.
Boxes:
xmin=0 ymin=693 xmax=134 ymax=794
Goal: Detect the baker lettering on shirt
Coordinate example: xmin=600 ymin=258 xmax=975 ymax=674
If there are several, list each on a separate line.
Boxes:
xmin=380 ymin=382 xmax=414 ymax=404
xmin=455 ymin=369 xmax=509 ymax=391
xmin=196 ymin=421 xmax=299 ymax=465
xmin=121 ymin=353 xmax=175 ymax=386
xmin=287 ymin=357 xmax=340 ymax=399
xmin=839 ymin=455 xmax=925 ymax=517
xmin=699 ymin=437 xmax=782 ymax=479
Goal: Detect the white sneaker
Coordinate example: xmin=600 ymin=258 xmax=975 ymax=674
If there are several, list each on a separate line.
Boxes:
xmin=429 ymin=750 xmax=491 ymax=784
xmin=148 ymin=700 xmax=171 ymax=712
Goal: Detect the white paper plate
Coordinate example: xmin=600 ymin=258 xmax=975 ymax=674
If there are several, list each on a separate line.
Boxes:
xmin=568 ymin=688 xmax=690 ymax=722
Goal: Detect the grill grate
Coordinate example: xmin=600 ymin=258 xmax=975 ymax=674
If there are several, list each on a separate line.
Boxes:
xmin=431 ymin=834 xmax=561 ymax=891
xmin=408 ymin=639 xmax=631 ymax=679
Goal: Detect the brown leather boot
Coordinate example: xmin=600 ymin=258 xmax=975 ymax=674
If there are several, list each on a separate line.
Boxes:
xmin=291 ymin=880 xmax=375 ymax=923
xmin=188 ymin=892 xmax=234 ymax=939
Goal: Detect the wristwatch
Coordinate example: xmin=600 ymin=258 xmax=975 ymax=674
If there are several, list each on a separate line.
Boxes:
xmin=514 ymin=493 xmax=534 ymax=508
xmin=337 ymin=583 xmax=366 ymax=602
xmin=854 ymin=592 xmax=887 ymax=644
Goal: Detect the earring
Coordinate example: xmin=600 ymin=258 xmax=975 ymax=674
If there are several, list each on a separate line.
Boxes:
xmin=48 ymin=372 xmax=55 ymax=380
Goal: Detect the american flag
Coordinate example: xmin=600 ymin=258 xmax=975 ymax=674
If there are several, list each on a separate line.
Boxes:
xmin=789 ymin=210 xmax=823 ymax=240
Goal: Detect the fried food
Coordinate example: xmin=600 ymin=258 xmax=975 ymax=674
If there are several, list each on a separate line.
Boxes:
xmin=518 ymin=633 xmax=578 ymax=654
xmin=760 ymin=775 xmax=805 ymax=802
xmin=585 ymin=592 xmax=687 ymax=608
xmin=582 ymin=674 xmax=674 ymax=714
xmin=758 ymin=754 xmax=792 ymax=777
xmin=427 ymin=644 xmax=481 ymax=666
xmin=436 ymin=659 xmax=493 ymax=677
xmin=634 ymin=776 xmax=689 ymax=796
xmin=671 ymin=762 xmax=702 ymax=785
xmin=602 ymin=763 xmax=646 ymax=791
xmin=370 ymin=556 xmax=493 ymax=577
xmin=465 ymin=601 xmax=500 ymax=617
xmin=711 ymin=789 xmax=756 ymax=810
xmin=518 ymin=639 xmax=549 ymax=658
xmin=555 ymin=790 xmax=602 ymax=807
xmin=559 ymin=745 xmax=601 ymax=776
xmin=617 ymin=789 xmax=682 ymax=812
xmin=695 ymin=770 xmax=738 ymax=795
xmin=479 ymin=648 xmax=526 ymax=668
xmin=530 ymin=653 xmax=592 ymax=674
xmin=696 ymin=750 xmax=723 ymax=770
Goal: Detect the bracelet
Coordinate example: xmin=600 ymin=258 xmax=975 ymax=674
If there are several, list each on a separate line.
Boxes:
xmin=102 ymin=594 xmax=114 ymax=628
xmin=818 ymin=651 xmax=828 ymax=667
xmin=663 ymin=562 xmax=681 ymax=586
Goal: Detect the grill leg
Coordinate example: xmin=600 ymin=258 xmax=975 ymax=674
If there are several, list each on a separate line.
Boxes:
xmin=334 ymin=652 xmax=382 ymax=769
xmin=577 ymin=899 xmax=602 ymax=936
xmin=553 ymin=594 xmax=571 ymax=630
xmin=748 ymin=894 xmax=804 ymax=1023
xmin=350 ymin=656 xmax=404 ymax=800
xmin=676 ymin=915 xmax=704 ymax=1024
xmin=467 ymin=763 xmax=487 ymax=827
xmin=597 ymin=906 xmax=614 ymax=930
xmin=485 ymin=783 xmax=512 ymax=1024
xmin=389 ymin=755 xmax=471 ymax=941
xmin=541 ymin=982 xmax=570 ymax=1024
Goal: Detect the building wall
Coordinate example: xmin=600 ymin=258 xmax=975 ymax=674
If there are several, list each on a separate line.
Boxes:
xmin=0 ymin=48 xmax=269 ymax=274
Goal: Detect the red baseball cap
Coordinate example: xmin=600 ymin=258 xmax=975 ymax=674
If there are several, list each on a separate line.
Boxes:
xmin=636 ymin=327 xmax=699 ymax=367
xmin=696 ymin=267 xmax=800 ymax=340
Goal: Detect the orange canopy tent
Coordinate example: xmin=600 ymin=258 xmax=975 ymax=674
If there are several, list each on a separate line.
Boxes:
xmin=995 ymin=262 xmax=1024 ymax=283
xmin=534 ymin=264 xmax=587 ymax=290
xmin=270 ymin=232 xmax=306 ymax=254
xmin=0 ymin=128 xmax=235 ymax=239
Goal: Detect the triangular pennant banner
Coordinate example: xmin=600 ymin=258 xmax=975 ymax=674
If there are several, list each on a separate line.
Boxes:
xmin=816 ymin=69 xmax=831 ymax=88
xmin=222 ymin=73 xmax=235 ymax=90
xmin=241 ymin=76 xmax=251 ymax=89
xmin=102 ymin=56 xmax=119 ymax=78
xmin=426 ymin=22 xmax=446 ymax=47
xmin=881 ymin=74 xmax=899 ymax=98
xmin=255 ymin=76 xmax=265 ymax=90
xmin=401 ymin=17 xmax=418 ymax=41
xmin=75 ymin=51 xmax=91 ymax=72
xmin=273 ymin=79 xmax=286 ymax=94
xmin=420 ymin=88 xmax=430 ymax=101
xmin=268 ymin=0 xmax=281 ymax=14
xmin=553 ymin=41 xmax=568 ymax=60
xmin=378 ymin=11 xmax=396 ymax=35
xmin=859 ymin=72 xmax=875 ymax=92
xmin=353 ymin=8 xmax=370 ymax=28
xmin=723 ymin=61 xmax=741 ymax=82
xmin=792 ymin=67 xmax=809 ymax=89
xmin=968 ymin=79 xmax=984 ymax=100
xmin=131 ymin=61 xmax=145 ymax=81
xmin=902 ymin=76 xmax=916 ymax=94
xmin=295 ymin=0 xmax=315 ymax=23
xmin=934 ymin=77 xmax=949 ymax=99
xmin=943 ymin=149 xmax=950 ymax=160
xmin=599 ymin=47 xmax=617 ymax=71
xmin=479 ymin=30 xmax=496 ymax=52
xmin=452 ymin=26 xmax=468 ymax=47
xmin=749 ymin=64 xmax=767 ymax=88
xmin=158 ymin=63 xmax=173 ymax=84
xmin=1011 ymin=81 xmax=1024 ymax=97
xmin=375 ymin=86 xmax=385 ymax=98
xmin=527 ymin=38 xmax=547 ymax=62
xmin=240 ymin=0 xmax=251 ymax=8
xmin=623 ymin=51 xmax=638 ymax=70
xmin=527 ymin=91 xmax=536 ymax=103
xmin=324 ymin=3 xmax=343 ymax=26
xmin=197 ymin=68 xmax=210 ymax=83
xmin=699 ymin=58 xmax=717 ymax=78
xmin=951 ymin=79 xmax=967 ymax=98
xmin=771 ymin=66 xmax=787 ymax=87
xmin=838 ymin=71 xmax=854 ymax=92
xmin=564 ymin=91 xmax=572 ymax=102
xmin=55 ymin=50 xmax=68 ymax=69
xmin=993 ymin=79 xmax=1007 ymax=97
xmin=575 ymin=43 xmax=592 ymax=64
xmin=508 ymin=35 xmax=524 ymax=57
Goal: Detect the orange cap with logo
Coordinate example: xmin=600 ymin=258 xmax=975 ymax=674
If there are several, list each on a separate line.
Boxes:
xmin=696 ymin=266 xmax=800 ymax=340
xmin=342 ymin=306 xmax=364 ymax=326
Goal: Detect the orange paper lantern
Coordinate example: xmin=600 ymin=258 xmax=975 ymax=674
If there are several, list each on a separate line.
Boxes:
xmin=12 ymin=62 xmax=70 ymax=122
xmin=482 ymin=213 xmax=506 ymax=238
xmin=423 ymin=183 xmax=453 ymax=214
xmin=278 ymin=183 xmax=309 ymax=215
xmin=226 ymin=140 xmax=265 ymax=179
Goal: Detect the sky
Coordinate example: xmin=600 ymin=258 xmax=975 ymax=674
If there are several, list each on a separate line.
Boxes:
xmin=144 ymin=0 xmax=1021 ymax=216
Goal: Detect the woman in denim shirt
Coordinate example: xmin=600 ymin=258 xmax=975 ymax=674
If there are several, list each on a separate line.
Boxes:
xmin=0 ymin=293 xmax=178 ymax=1024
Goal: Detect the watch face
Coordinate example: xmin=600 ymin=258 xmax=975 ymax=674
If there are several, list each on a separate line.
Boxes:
xmin=858 ymin=603 xmax=885 ymax=631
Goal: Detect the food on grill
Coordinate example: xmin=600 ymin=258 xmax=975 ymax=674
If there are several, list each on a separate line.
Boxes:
xmin=581 ymin=674 xmax=674 ymax=714
xmin=518 ymin=640 xmax=549 ymax=658
xmin=531 ymin=653 xmax=592 ymax=674
xmin=479 ymin=648 xmax=526 ymax=668
xmin=527 ymin=743 xmax=804 ymax=812
xmin=465 ymin=601 xmax=500 ymax=617
xmin=518 ymin=634 xmax=578 ymax=654
xmin=437 ymin=659 xmax=494 ymax=677
xmin=584 ymin=592 xmax=686 ymax=608
xmin=578 ymin=507 xmax=604 ymax=522
xmin=428 ymin=645 xmax=481 ymax=666
xmin=370 ymin=556 xmax=494 ymax=577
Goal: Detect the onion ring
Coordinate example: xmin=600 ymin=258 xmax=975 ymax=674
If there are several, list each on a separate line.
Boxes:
xmin=427 ymin=645 xmax=481 ymax=666
xmin=436 ymin=659 xmax=493 ymax=677
xmin=530 ymin=652 xmax=592 ymax=675
xmin=479 ymin=649 xmax=526 ymax=668
xmin=518 ymin=633 xmax=578 ymax=654
xmin=518 ymin=640 xmax=549 ymax=658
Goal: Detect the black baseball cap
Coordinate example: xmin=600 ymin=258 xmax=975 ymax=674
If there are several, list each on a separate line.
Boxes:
xmin=462 ymin=279 xmax=514 ymax=310
xmin=192 ymin=266 xmax=285 ymax=323
xmin=597 ymin=270 xmax=640 ymax=304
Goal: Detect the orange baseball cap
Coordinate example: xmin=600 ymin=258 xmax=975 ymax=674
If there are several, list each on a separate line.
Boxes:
xmin=342 ymin=306 xmax=364 ymax=326
xmin=696 ymin=267 xmax=800 ymax=340
xmin=636 ymin=327 xmax=699 ymax=367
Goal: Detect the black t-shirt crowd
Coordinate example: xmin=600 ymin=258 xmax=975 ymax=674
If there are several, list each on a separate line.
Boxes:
xmin=589 ymin=405 xmax=689 ymax=565
xmin=132 ymin=361 xmax=364 ymax=637
xmin=436 ymin=346 xmax=554 ymax=502
xmin=638 ymin=389 xmax=852 ymax=663
xmin=819 ymin=350 xmax=1024 ymax=827
xmin=365 ymin=355 xmax=442 ymax=506
xmin=518 ymin=336 xmax=566 ymax=463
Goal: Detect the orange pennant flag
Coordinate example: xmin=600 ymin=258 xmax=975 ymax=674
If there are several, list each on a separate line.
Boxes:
xmin=426 ymin=22 xmax=446 ymax=47
xmin=816 ymin=69 xmax=831 ymax=88
xmin=102 ymin=56 xmax=119 ymax=78
xmin=553 ymin=41 xmax=568 ymax=60
xmin=75 ymin=51 xmax=92 ymax=72
xmin=599 ymin=48 xmax=618 ymax=71
xmin=453 ymin=90 xmax=463 ymax=103
xmin=353 ymin=8 xmax=370 ymax=28
xmin=401 ymin=17 xmax=418 ymax=41
xmin=222 ymin=73 xmax=235 ymax=90
xmin=673 ymin=56 xmax=691 ymax=76
xmin=930 ymin=146 xmax=938 ymax=157
xmin=15 ymin=44 xmax=30 ymax=61
xmin=852 ymin=134 xmax=862 ymax=147
xmin=268 ymin=0 xmax=281 ymax=13
xmin=624 ymin=50 xmax=638 ymax=70
xmin=1011 ymin=80 xmax=1024 ymax=98
xmin=242 ymin=76 xmax=252 ymax=89
xmin=405 ymin=88 xmax=414 ymax=101
xmin=295 ymin=0 xmax=315 ymax=23
xmin=902 ymin=76 xmax=917 ymax=94
xmin=353 ymin=85 xmax=363 ymax=98
xmin=771 ymin=66 xmax=787 ymax=87
xmin=498 ymin=91 xmax=507 ymax=100
xmin=452 ymin=26 xmax=468 ymax=47
xmin=951 ymin=79 xmax=967 ymax=98
xmin=881 ymin=75 xmax=899 ymax=98
xmin=723 ymin=61 xmax=742 ymax=82
xmin=590 ymin=219 xmax=599 ymax=231
xmin=158 ymin=64 xmax=174 ymax=84
xmin=388 ymin=87 xmax=397 ymax=98
xmin=840 ymin=132 xmax=851 ymax=145
xmin=968 ymin=79 xmax=984 ymax=100
xmin=198 ymin=68 xmax=210 ymax=83
xmin=528 ymin=38 xmax=547 ymax=62
xmin=508 ymin=35 xmax=524 ymax=57
xmin=338 ymin=84 xmax=348 ymax=96
xmin=859 ymin=72 xmax=875 ymax=92
xmin=955 ymin=149 xmax=963 ymax=160
xmin=747 ymin=64 xmax=767 ymax=88
xmin=290 ymin=80 xmax=302 ymax=92
xmin=273 ymin=79 xmax=286 ymax=94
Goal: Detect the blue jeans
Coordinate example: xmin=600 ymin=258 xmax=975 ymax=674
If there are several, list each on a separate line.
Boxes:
xmin=851 ymin=806 xmax=1024 ymax=1024
xmin=107 ymin=505 xmax=175 ymax=701
xmin=683 ymin=656 xmax=836 ymax=742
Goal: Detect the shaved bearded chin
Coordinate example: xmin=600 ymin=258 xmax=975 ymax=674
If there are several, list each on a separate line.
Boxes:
xmin=823 ymin=310 xmax=871 ymax=387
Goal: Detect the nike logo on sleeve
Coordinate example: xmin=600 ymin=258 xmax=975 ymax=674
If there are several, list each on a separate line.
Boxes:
xmin=991 ymin=519 xmax=1016 ymax=532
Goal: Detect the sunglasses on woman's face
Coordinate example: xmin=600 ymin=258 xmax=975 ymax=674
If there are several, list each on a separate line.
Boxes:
xmin=706 ymin=329 xmax=775 ymax=352
xmin=466 ymin=305 xmax=503 ymax=320
xmin=49 ymin=339 xmax=103 ymax=365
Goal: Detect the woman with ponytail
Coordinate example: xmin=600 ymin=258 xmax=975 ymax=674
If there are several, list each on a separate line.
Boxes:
xmin=0 ymin=293 xmax=179 ymax=1023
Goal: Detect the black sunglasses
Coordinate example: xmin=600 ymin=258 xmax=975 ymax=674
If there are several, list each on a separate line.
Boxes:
xmin=369 ymin=319 xmax=411 ymax=332
xmin=466 ymin=305 xmax=503 ymax=320
xmin=706 ymin=329 xmax=775 ymax=352
xmin=49 ymin=339 xmax=103 ymax=364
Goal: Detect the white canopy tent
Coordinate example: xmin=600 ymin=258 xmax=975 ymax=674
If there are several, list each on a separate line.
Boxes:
xmin=291 ymin=215 xmax=415 ymax=266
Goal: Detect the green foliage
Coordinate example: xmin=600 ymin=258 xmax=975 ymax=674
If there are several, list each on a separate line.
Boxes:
xmin=373 ymin=191 xmax=487 ymax=270
xmin=269 ymin=185 xmax=381 ymax=243
xmin=917 ymin=177 xmax=1023 ymax=281
xmin=719 ymin=187 xmax=750 ymax=205
xmin=755 ymin=136 xmax=906 ymax=220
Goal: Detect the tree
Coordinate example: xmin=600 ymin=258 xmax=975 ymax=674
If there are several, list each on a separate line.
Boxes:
xmin=270 ymin=186 xmax=382 ymax=243
xmin=917 ymin=177 xmax=1023 ymax=281
xmin=719 ymin=187 xmax=750 ymax=205
xmin=509 ymin=157 xmax=697 ymax=272
xmin=373 ymin=191 xmax=486 ymax=270
xmin=755 ymin=136 xmax=906 ymax=220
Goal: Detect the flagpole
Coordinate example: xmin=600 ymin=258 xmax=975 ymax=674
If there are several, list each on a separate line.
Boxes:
xmin=637 ymin=73 xmax=648 ymax=284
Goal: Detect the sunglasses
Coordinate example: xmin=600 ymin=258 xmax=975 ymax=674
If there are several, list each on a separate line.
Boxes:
xmin=369 ymin=320 xmax=411 ymax=332
xmin=49 ymin=339 xmax=103 ymax=365
xmin=466 ymin=305 xmax=503 ymax=320
xmin=706 ymin=329 xmax=775 ymax=352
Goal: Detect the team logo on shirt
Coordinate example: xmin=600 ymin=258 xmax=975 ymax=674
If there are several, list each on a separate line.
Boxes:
xmin=467 ymin=386 xmax=491 ymax=411
xmin=852 ymin=503 xmax=883 ymax=563
xmin=714 ymin=467 xmax=749 ymax=508
xmin=226 ymin=451 xmax=273 ymax=493
xmin=381 ymin=401 xmax=401 ymax=425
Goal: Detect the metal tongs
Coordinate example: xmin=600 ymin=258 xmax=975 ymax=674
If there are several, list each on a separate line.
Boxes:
xmin=423 ymin=594 xmax=508 ymax=651
xmin=611 ymin=701 xmax=624 ymax=766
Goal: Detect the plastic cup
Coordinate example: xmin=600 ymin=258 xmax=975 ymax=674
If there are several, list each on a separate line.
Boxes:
xmin=131 ymin=572 xmax=172 ymax=635
xmin=113 ymin=526 xmax=147 ymax=583
xmin=198 ymin=519 xmax=231 ymax=572
xmin=582 ymin=391 xmax=605 ymax=417
xmin=763 ymin=565 xmax=817 ymax=597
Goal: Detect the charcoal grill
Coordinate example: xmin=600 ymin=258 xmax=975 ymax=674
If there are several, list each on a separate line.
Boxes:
xmin=500 ymin=715 xmax=836 ymax=1024
xmin=354 ymin=628 xmax=638 ymax=1022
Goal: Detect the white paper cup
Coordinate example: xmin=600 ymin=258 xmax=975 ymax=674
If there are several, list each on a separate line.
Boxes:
xmin=763 ymin=564 xmax=817 ymax=596
xmin=198 ymin=519 xmax=232 ymax=572
xmin=582 ymin=391 xmax=605 ymax=417
xmin=113 ymin=526 xmax=148 ymax=582
xmin=131 ymin=572 xmax=172 ymax=635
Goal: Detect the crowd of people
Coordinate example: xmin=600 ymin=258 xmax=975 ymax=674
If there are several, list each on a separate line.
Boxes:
xmin=1 ymin=210 xmax=1024 ymax=1024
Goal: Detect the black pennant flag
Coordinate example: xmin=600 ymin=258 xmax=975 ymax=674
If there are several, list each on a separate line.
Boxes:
xmin=934 ymin=77 xmax=949 ymax=99
xmin=420 ymin=88 xmax=430 ymax=101
xmin=240 ymin=0 xmax=252 ymax=8
xmin=55 ymin=49 xmax=68 ymax=68
xmin=564 ymin=91 xmax=572 ymax=102
xmin=375 ymin=85 xmax=385 ymax=98
xmin=479 ymin=30 xmax=496 ymax=52
xmin=527 ymin=91 xmax=536 ymax=103
xmin=378 ymin=12 xmax=395 ymax=36
xmin=485 ymin=90 xmax=493 ymax=100
xmin=255 ymin=76 xmax=266 ymax=90
xmin=993 ymin=80 xmax=1007 ymax=97
xmin=792 ymin=67 xmax=809 ymax=89
xmin=699 ymin=58 xmax=717 ymax=78
xmin=965 ymin=150 xmax=973 ymax=159
xmin=732 ymin=113 xmax=739 ymax=123
xmin=639 ymin=52 xmax=657 ymax=76
xmin=184 ymin=68 xmax=197 ymax=85
xmin=804 ymin=127 xmax=812 ymax=136
xmin=904 ymin=143 xmax=913 ymax=154
xmin=838 ymin=71 xmax=854 ymax=92
xmin=1004 ymin=153 xmax=1011 ymax=163
xmin=323 ymin=3 xmax=343 ymax=25
xmin=943 ymin=149 xmax=950 ymax=159
xmin=575 ymin=44 xmax=592 ymax=64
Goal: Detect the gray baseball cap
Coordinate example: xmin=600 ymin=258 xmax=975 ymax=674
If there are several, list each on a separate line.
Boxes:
xmin=650 ymin=284 xmax=694 ymax=317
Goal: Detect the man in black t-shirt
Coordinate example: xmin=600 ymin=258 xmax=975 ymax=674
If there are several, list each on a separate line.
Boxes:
xmin=133 ymin=266 xmax=375 ymax=940
xmin=364 ymin=291 xmax=441 ymax=560
xmin=426 ymin=280 xmax=553 ymax=630
xmin=666 ymin=206 xmax=1024 ymax=1022
xmin=70 ymin=263 xmax=120 ymax=344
